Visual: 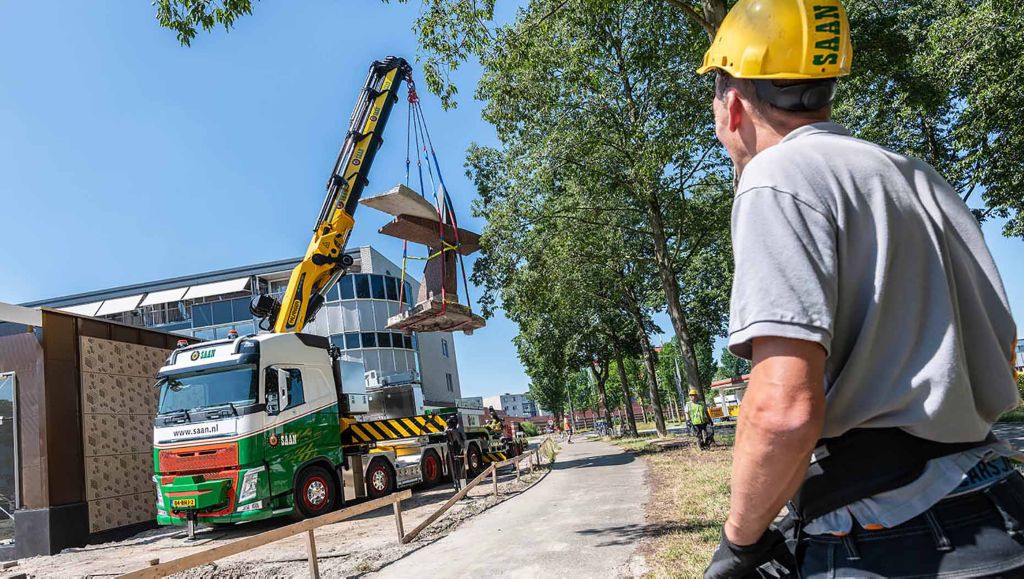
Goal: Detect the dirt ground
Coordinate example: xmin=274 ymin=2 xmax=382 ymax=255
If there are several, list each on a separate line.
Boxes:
xmin=2 ymin=464 xmax=549 ymax=579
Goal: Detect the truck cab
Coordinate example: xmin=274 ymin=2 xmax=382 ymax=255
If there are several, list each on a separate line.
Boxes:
xmin=153 ymin=333 xmax=362 ymax=526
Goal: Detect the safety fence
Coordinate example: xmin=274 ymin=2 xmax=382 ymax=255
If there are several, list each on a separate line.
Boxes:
xmin=119 ymin=437 xmax=556 ymax=578
xmin=119 ymin=490 xmax=411 ymax=579
xmin=401 ymin=436 xmax=555 ymax=544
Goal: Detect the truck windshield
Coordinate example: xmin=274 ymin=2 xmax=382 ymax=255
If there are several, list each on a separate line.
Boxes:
xmin=157 ymin=366 xmax=258 ymax=415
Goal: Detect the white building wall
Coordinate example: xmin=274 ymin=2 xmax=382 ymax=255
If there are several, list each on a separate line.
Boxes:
xmin=417 ymin=331 xmax=461 ymax=406
xmin=482 ymin=393 xmax=534 ymax=417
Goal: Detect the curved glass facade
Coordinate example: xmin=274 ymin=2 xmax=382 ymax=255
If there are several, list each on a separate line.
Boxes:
xmin=286 ymin=273 xmax=420 ymax=378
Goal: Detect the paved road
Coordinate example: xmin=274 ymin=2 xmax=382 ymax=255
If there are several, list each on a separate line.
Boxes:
xmin=373 ymin=438 xmax=648 ymax=578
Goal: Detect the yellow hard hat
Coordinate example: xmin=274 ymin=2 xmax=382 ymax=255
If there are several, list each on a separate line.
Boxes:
xmin=688 ymin=389 xmax=699 ymax=396
xmin=697 ymin=0 xmax=852 ymax=79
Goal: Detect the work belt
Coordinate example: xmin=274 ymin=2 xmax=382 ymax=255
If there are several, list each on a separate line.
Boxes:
xmin=790 ymin=427 xmax=997 ymax=522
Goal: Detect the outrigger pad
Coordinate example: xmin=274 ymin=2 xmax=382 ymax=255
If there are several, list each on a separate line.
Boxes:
xmin=387 ymin=299 xmax=486 ymax=335
xmin=378 ymin=214 xmax=481 ymax=255
xmin=360 ymin=184 xmax=440 ymax=221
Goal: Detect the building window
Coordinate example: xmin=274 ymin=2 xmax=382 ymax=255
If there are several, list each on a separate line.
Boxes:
xmin=345 ymin=332 xmax=360 ymax=349
xmin=360 ymin=332 xmax=377 ymax=348
xmin=446 ymin=373 xmax=453 ymax=392
xmin=371 ymin=275 xmax=386 ymax=300
xmin=441 ymin=339 xmax=449 ymax=359
xmin=376 ymin=332 xmax=392 ymax=348
xmin=385 ymin=277 xmax=399 ymax=301
xmin=339 ymin=276 xmax=355 ymax=300
xmin=355 ymin=274 xmax=371 ymax=299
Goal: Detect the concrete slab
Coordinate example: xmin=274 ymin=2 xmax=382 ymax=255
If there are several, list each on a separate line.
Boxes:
xmin=360 ymin=184 xmax=441 ymax=221
xmin=378 ymin=215 xmax=481 ymax=255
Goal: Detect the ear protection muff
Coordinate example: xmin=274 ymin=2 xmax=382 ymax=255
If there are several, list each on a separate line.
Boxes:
xmin=753 ymin=79 xmax=837 ymax=112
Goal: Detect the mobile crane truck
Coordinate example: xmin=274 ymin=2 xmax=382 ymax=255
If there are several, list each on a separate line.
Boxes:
xmin=152 ymin=56 xmax=528 ymax=528
xmin=150 ymin=57 xmax=524 ymax=532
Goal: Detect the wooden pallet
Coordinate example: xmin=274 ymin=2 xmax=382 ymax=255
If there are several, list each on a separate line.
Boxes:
xmin=386 ymin=299 xmax=486 ymax=335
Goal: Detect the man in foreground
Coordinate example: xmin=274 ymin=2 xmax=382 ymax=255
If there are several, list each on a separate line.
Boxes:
xmin=697 ymin=1 xmax=1023 ymax=577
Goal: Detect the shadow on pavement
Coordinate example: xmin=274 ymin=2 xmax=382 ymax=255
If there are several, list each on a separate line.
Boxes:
xmin=551 ymin=450 xmax=635 ymax=471
xmin=575 ymin=521 xmax=717 ymax=547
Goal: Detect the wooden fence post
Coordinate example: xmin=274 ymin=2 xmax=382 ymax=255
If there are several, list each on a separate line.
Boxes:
xmin=515 ymin=459 xmax=521 ymax=482
xmin=305 ymin=530 xmax=320 ymax=579
xmin=491 ymin=464 xmax=498 ymax=497
xmin=392 ymin=500 xmax=405 ymax=541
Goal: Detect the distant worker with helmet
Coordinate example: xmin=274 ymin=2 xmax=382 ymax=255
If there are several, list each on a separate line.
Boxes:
xmin=686 ymin=389 xmax=712 ymax=450
xmin=698 ymin=1 xmax=1023 ymax=577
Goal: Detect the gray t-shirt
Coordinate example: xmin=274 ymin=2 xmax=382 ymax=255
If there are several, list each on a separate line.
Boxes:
xmin=729 ymin=122 xmax=1018 ymax=442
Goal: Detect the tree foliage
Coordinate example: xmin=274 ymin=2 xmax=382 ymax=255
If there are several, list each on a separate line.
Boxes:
xmin=154 ymin=0 xmax=1024 ymax=235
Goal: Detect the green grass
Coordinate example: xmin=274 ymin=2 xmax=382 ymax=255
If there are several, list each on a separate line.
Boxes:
xmin=999 ymin=408 xmax=1024 ymax=422
xmin=612 ymin=437 xmax=733 ymax=577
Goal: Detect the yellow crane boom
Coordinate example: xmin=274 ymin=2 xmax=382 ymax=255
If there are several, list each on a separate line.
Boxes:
xmin=250 ymin=56 xmax=413 ymax=333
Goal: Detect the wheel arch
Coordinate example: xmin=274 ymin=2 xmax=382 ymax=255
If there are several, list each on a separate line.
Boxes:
xmin=292 ymin=456 xmax=341 ymax=495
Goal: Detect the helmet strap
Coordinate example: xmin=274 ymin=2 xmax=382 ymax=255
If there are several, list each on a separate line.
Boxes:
xmin=753 ymin=79 xmax=837 ymax=112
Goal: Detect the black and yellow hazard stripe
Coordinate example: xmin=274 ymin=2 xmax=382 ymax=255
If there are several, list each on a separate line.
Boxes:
xmin=341 ymin=414 xmax=449 ymax=445
xmin=482 ymin=452 xmax=509 ymax=463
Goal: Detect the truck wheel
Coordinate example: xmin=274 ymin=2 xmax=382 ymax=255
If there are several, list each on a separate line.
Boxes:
xmin=466 ymin=444 xmax=483 ymax=476
xmin=294 ymin=465 xmax=336 ymax=520
xmin=421 ymin=451 xmax=442 ymax=487
xmin=365 ymin=459 xmax=394 ymax=499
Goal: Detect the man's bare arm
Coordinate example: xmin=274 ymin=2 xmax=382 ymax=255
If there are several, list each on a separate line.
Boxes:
xmin=724 ymin=336 xmax=827 ymax=545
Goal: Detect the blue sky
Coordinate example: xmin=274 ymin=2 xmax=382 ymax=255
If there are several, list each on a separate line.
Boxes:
xmin=1 ymin=2 xmax=1022 ymax=398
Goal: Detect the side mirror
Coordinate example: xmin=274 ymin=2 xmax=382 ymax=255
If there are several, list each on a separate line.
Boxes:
xmin=277 ymin=368 xmax=290 ymax=411
xmin=265 ymin=368 xmax=281 ymax=415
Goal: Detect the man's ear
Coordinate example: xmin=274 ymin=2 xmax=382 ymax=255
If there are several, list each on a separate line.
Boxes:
xmin=726 ymin=88 xmax=745 ymax=132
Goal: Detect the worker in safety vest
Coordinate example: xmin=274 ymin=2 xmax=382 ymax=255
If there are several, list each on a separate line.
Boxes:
xmin=685 ymin=390 xmax=711 ymax=450
xmin=698 ymin=1 xmax=1023 ymax=577
xmin=486 ymin=406 xmax=503 ymax=434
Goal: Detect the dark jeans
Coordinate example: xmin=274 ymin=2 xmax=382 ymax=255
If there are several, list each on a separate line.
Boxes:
xmin=693 ymin=423 xmax=710 ymax=448
xmin=800 ymin=472 xmax=1024 ymax=578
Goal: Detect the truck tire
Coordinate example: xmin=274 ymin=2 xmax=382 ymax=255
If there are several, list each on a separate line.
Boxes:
xmin=421 ymin=450 xmax=442 ymax=487
xmin=365 ymin=459 xmax=394 ymax=499
xmin=466 ymin=443 xmax=483 ymax=476
xmin=294 ymin=465 xmax=337 ymax=520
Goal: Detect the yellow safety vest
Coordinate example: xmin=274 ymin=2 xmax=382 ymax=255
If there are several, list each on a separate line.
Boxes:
xmin=686 ymin=401 xmax=707 ymax=425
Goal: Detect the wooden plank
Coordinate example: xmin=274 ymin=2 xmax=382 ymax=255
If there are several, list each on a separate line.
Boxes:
xmin=360 ymin=184 xmax=441 ymax=221
xmin=120 ymin=490 xmax=412 ymax=578
xmin=392 ymin=501 xmax=405 ymax=541
xmin=401 ymin=464 xmax=495 ymax=544
xmin=492 ymin=466 xmax=498 ymax=497
xmin=305 ymin=530 xmax=320 ymax=579
xmin=378 ymin=214 xmax=481 ymax=254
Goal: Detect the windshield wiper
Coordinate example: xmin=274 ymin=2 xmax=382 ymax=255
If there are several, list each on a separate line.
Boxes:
xmin=203 ymin=402 xmax=239 ymax=418
xmin=159 ymin=408 xmax=192 ymax=425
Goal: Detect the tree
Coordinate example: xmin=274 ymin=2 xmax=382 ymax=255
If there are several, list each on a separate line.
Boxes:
xmin=154 ymin=0 xmax=1024 ymax=235
xmin=714 ymin=346 xmax=751 ymax=380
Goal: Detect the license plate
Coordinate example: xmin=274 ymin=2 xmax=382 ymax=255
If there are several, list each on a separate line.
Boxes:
xmin=171 ymin=498 xmax=197 ymax=508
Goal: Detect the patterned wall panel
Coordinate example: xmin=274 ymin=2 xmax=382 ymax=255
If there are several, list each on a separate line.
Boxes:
xmin=80 ymin=337 xmax=170 ymax=533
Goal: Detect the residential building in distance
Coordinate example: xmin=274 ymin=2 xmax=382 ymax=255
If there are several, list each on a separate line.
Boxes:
xmin=23 ymin=246 xmax=462 ymax=408
xmin=1016 ymin=338 xmax=1024 ymax=372
xmin=483 ymin=392 xmax=543 ymax=417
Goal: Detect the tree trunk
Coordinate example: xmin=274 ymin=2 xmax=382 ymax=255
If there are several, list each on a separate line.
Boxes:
xmin=644 ymin=191 xmax=708 ymax=405
xmin=637 ymin=330 xmax=667 ymax=437
xmin=614 ymin=347 xmax=639 ymax=437
xmin=590 ymin=366 xmax=614 ymax=437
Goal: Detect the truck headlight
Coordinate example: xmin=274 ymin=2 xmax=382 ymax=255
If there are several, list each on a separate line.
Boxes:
xmin=239 ymin=466 xmax=265 ymax=503
xmin=153 ymin=475 xmax=164 ymax=507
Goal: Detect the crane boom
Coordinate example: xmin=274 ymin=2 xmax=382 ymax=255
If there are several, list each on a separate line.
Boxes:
xmin=251 ymin=56 xmax=413 ymax=333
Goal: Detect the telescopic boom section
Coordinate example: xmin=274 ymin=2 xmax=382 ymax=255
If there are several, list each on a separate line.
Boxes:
xmin=251 ymin=57 xmax=413 ymax=333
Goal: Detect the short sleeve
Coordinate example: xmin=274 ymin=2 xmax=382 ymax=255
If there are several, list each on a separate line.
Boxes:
xmin=728 ymin=187 xmax=837 ymax=360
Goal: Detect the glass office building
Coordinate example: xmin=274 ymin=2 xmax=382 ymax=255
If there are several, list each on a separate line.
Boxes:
xmin=24 ymin=246 xmax=462 ymax=406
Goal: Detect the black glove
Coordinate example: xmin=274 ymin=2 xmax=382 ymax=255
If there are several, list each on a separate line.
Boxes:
xmin=704 ymin=526 xmax=794 ymax=579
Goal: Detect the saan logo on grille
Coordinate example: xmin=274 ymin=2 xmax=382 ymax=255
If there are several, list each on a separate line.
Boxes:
xmin=190 ymin=349 xmax=215 ymax=361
